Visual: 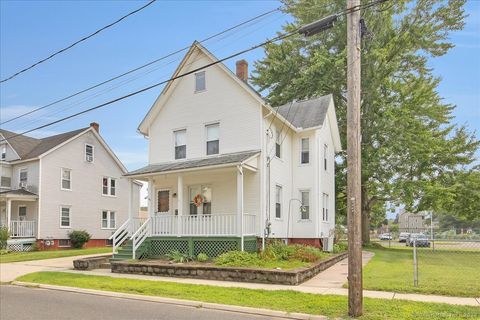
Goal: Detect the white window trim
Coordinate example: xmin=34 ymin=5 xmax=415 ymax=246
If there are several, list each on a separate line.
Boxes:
xmin=19 ymin=167 xmax=28 ymax=186
xmin=205 ymin=122 xmax=220 ymax=156
xmin=60 ymin=168 xmax=72 ymax=191
xmin=299 ymin=137 xmax=310 ymax=166
xmin=85 ymin=143 xmax=95 ymax=163
xmin=173 ymin=128 xmax=187 ymax=160
xmin=298 ymin=189 xmax=311 ymax=221
xmin=60 ymin=206 xmax=72 ymax=229
xmin=1 ymin=145 xmax=6 ymax=160
xmin=102 ymin=177 xmax=117 ymax=197
xmin=194 ymin=71 xmax=206 ymax=93
xmin=322 ymin=193 xmax=329 ymax=222
xmin=18 ymin=205 xmax=27 ymax=220
xmin=275 ymin=129 xmax=282 ymax=160
xmin=274 ymin=183 xmax=283 ymax=220
xmin=155 ymin=188 xmax=172 ymax=214
xmin=101 ymin=210 xmax=116 ymax=230
xmin=323 ymin=144 xmax=328 ymax=172
xmin=187 ymin=184 xmax=213 ymax=216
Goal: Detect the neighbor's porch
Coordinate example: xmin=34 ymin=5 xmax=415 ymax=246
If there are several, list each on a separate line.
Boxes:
xmin=0 ymin=189 xmax=38 ymax=239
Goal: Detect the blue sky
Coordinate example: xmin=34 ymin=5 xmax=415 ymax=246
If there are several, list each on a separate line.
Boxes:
xmin=1 ymin=0 xmax=479 ymax=174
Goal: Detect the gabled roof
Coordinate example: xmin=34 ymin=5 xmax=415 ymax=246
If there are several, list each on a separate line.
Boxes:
xmin=276 ymin=95 xmax=332 ymax=130
xmin=0 ymin=188 xmax=38 ymax=198
xmin=125 ymin=150 xmax=260 ymax=177
xmin=0 ymin=128 xmax=88 ymax=161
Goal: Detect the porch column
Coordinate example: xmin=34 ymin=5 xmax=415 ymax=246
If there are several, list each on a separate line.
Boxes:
xmin=177 ymin=174 xmax=184 ymax=236
xmin=127 ymin=179 xmax=133 ymax=219
xmin=6 ymin=199 xmax=11 ymax=231
xmin=237 ymin=165 xmax=244 ymax=251
xmin=148 ymin=178 xmax=155 ymax=217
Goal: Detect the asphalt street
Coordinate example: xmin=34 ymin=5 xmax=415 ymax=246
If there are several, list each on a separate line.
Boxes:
xmin=0 ymin=285 xmax=283 ymax=320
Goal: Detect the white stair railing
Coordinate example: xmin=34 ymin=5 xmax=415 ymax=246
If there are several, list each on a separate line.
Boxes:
xmin=109 ymin=218 xmax=131 ymax=254
xmin=132 ymin=217 xmax=151 ymax=259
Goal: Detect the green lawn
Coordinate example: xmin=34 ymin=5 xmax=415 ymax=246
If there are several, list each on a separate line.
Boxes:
xmin=17 ymin=272 xmax=480 ymax=320
xmin=362 ymin=246 xmax=480 ymax=297
xmin=0 ymin=247 xmax=111 ymax=263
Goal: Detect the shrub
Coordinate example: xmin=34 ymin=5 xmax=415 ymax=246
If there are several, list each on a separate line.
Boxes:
xmin=260 ymin=241 xmax=295 ymax=261
xmin=196 ymin=253 xmax=209 ymax=262
xmin=0 ymin=226 xmax=9 ymax=249
xmin=333 ymin=242 xmax=348 ymax=253
xmin=0 ymin=249 xmax=9 ymax=255
xmin=68 ymin=230 xmax=91 ymax=249
xmin=215 ymin=251 xmax=260 ymax=267
xmin=290 ymin=245 xmax=326 ymax=262
xmin=30 ymin=242 xmax=40 ymax=252
xmin=166 ymin=250 xmax=191 ymax=263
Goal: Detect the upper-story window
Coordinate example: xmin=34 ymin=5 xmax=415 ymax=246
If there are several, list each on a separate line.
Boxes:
xmin=1 ymin=145 xmax=6 ymax=160
xmin=275 ymin=185 xmax=282 ymax=218
xmin=0 ymin=176 xmax=11 ymax=188
xmin=102 ymin=177 xmax=116 ymax=196
xmin=19 ymin=168 xmax=28 ymax=187
xmin=300 ymin=190 xmax=310 ymax=220
xmin=195 ymin=71 xmax=206 ymax=92
xmin=206 ymin=123 xmax=219 ymax=155
xmin=323 ymin=144 xmax=328 ymax=171
xmin=275 ymin=129 xmax=281 ymax=158
xmin=174 ymin=129 xmax=186 ymax=159
xmin=301 ymin=138 xmax=309 ymax=164
xmin=61 ymin=168 xmax=72 ymax=191
xmin=85 ymin=144 xmax=94 ymax=162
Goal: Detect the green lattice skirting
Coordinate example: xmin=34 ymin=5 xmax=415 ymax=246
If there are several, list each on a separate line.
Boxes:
xmin=141 ymin=236 xmax=258 ymax=259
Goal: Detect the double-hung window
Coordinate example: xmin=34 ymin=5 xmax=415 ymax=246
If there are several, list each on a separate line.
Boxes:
xmin=85 ymin=144 xmax=94 ymax=162
xmin=275 ymin=129 xmax=281 ymax=158
xmin=61 ymin=168 xmax=71 ymax=190
xmin=1 ymin=145 xmax=6 ymax=160
xmin=189 ymin=185 xmax=212 ymax=215
xmin=206 ymin=123 xmax=219 ymax=155
xmin=324 ymin=144 xmax=328 ymax=171
xmin=322 ymin=193 xmax=329 ymax=221
xmin=275 ymin=185 xmax=282 ymax=218
xmin=195 ymin=71 xmax=206 ymax=92
xmin=19 ymin=168 xmax=28 ymax=187
xmin=60 ymin=206 xmax=71 ymax=228
xmin=102 ymin=177 xmax=116 ymax=196
xmin=300 ymin=191 xmax=310 ymax=220
xmin=174 ymin=129 xmax=186 ymax=159
xmin=301 ymin=138 xmax=309 ymax=164
xmin=102 ymin=210 xmax=116 ymax=229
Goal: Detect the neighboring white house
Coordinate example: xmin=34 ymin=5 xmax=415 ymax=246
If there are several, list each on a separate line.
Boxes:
xmin=398 ymin=209 xmax=427 ymax=232
xmin=0 ymin=123 xmax=141 ymax=251
xmin=114 ymin=42 xmax=341 ymax=259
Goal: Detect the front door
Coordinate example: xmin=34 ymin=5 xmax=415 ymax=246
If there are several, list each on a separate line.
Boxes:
xmin=157 ymin=190 xmax=170 ymax=214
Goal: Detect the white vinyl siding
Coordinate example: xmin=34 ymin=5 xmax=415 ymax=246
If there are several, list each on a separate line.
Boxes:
xmin=85 ymin=144 xmax=94 ymax=162
xmin=60 ymin=206 xmax=71 ymax=228
xmin=174 ymin=129 xmax=187 ymax=159
xmin=102 ymin=177 xmax=116 ymax=196
xmin=301 ymin=138 xmax=309 ymax=164
xmin=195 ymin=71 xmax=206 ymax=92
xmin=101 ymin=210 xmax=116 ymax=229
xmin=61 ymin=168 xmax=71 ymax=190
xmin=206 ymin=123 xmax=219 ymax=155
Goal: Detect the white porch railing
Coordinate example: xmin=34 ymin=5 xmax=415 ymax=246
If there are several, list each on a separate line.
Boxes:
xmin=8 ymin=220 xmax=36 ymax=238
xmin=109 ymin=217 xmax=148 ymax=253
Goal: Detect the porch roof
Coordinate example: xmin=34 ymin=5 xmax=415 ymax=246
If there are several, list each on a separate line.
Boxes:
xmin=0 ymin=188 xmax=38 ymax=199
xmin=125 ymin=150 xmax=260 ymax=178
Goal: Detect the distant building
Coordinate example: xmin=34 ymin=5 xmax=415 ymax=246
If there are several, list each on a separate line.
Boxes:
xmin=398 ymin=210 xmax=426 ymax=232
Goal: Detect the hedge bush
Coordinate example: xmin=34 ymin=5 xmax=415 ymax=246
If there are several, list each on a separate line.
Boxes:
xmin=68 ymin=230 xmax=91 ymax=249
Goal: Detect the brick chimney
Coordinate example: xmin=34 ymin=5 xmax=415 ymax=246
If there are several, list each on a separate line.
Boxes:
xmin=90 ymin=122 xmax=100 ymax=133
xmin=236 ymin=59 xmax=248 ymax=82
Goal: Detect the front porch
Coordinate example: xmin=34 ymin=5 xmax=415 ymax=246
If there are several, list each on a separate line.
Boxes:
xmin=112 ymin=151 xmax=261 ymax=259
xmin=0 ymin=189 xmax=38 ymax=241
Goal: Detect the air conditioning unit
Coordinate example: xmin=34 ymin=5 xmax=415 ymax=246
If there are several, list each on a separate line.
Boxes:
xmin=86 ymin=155 xmax=93 ymax=162
xmin=19 ymin=181 xmax=27 ymax=189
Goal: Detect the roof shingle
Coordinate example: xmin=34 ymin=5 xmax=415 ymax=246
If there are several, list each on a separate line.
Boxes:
xmin=275 ymin=95 xmax=332 ymax=130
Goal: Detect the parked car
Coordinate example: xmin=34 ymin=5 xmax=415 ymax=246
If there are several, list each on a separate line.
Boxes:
xmin=406 ymin=233 xmax=431 ymax=247
xmin=379 ymin=233 xmax=393 ymax=240
xmin=399 ymin=232 xmax=410 ymax=242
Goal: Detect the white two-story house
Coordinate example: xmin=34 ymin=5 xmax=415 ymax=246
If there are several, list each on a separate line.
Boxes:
xmin=0 ymin=123 xmax=141 ymax=251
xmin=113 ymin=42 xmax=341 ymax=259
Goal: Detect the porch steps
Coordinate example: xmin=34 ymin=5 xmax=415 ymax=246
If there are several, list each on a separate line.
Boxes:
xmin=111 ymin=240 xmax=149 ymax=261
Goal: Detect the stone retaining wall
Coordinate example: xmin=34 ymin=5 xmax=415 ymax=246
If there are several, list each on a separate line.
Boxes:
xmin=110 ymin=252 xmax=347 ymax=285
xmin=73 ymin=255 xmax=112 ymax=270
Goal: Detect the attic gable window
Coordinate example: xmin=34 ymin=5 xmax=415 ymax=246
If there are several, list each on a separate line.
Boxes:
xmin=195 ymin=71 xmax=206 ymax=92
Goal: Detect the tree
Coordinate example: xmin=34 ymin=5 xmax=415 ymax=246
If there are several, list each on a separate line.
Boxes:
xmin=252 ymin=0 xmax=479 ymax=243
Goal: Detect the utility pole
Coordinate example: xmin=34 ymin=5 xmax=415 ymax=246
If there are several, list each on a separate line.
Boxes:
xmin=346 ymin=0 xmax=363 ymax=317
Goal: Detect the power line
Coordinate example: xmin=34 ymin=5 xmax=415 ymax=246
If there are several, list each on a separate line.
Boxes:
xmin=0 ymin=0 xmax=157 ymax=84
xmin=1 ymin=30 xmax=299 ymax=142
xmin=0 ymin=7 xmax=281 ymax=125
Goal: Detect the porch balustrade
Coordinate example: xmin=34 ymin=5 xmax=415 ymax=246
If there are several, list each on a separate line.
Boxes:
xmin=8 ymin=220 xmax=36 ymax=238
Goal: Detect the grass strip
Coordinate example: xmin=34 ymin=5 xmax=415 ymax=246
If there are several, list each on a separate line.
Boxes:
xmin=0 ymin=247 xmax=111 ymax=263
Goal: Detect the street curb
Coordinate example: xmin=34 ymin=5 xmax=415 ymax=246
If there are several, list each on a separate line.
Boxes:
xmin=12 ymin=281 xmax=327 ymax=320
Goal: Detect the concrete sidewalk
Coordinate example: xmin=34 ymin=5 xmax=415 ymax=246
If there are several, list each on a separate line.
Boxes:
xmin=0 ymin=253 xmax=108 ymax=282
